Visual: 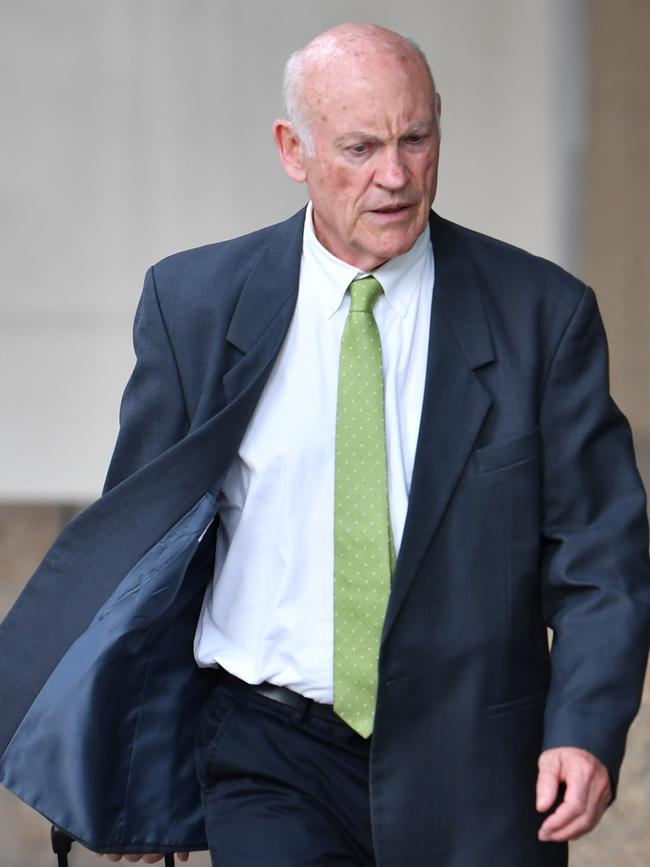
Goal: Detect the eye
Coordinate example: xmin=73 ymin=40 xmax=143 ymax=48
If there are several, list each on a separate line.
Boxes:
xmin=347 ymin=142 xmax=372 ymax=156
xmin=404 ymin=134 xmax=425 ymax=146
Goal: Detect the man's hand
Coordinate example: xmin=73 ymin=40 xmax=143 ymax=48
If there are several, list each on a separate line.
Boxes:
xmin=536 ymin=747 xmax=611 ymax=842
xmin=98 ymin=854 xmax=189 ymax=863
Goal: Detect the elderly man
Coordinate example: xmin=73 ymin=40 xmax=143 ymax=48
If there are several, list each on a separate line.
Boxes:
xmin=0 ymin=22 xmax=648 ymax=867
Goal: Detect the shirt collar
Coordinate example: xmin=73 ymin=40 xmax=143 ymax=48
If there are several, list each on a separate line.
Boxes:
xmin=302 ymin=201 xmax=432 ymax=319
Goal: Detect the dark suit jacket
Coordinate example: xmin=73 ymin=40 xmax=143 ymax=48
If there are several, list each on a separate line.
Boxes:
xmin=1 ymin=209 xmax=648 ymax=866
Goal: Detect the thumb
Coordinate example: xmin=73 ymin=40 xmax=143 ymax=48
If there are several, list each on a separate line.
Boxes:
xmin=536 ymin=750 xmax=561 ymax=812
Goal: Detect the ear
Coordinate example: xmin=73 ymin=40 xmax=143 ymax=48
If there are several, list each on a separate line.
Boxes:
xmin=273 ymin=119 xmax=307 ymax=183
xmin=435 ymin=92 xmax=442 ymax=126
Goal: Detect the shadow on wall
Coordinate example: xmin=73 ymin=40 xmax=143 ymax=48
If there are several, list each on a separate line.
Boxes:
xmin=0 ymin=440 xmax=649 ymax=867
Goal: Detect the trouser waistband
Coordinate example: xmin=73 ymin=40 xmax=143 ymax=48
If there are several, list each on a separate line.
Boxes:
xmin=215 ymin=668 xmax=346 ymax=725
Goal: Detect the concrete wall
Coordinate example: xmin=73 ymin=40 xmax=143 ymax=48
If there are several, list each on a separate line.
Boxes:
xmin=1 ymin=0 xmax=587 ymax=500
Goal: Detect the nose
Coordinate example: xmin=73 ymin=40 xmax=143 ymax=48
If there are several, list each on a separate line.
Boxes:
xmin=374 ymin=146 xmax=409 ymax=191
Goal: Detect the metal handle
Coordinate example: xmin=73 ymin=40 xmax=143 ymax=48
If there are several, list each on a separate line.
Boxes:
xmin=50 ymin=823 xmax=176 ymax=866
xmin=51 ymin=826 xmax=72 ymax=867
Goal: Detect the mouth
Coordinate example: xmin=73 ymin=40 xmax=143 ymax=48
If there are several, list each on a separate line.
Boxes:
xmin=370 ymin=203 xmax=413 ymax=215
xmin=367 ymin=203 xmax=416 ymax=222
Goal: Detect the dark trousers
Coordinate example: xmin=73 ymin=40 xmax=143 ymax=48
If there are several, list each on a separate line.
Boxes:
xmin=195 ymin=675 xmax=376 ymax=866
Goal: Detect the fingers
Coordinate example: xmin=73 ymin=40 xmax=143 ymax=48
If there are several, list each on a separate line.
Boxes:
xmin=99 ymin=856 xmax=163 ymax=863
xmin=177 ymin=855 xmax=190 ymax=863
xmin=537 ymin=747 xmax=611 ymax=842
xmin=535 ymin=750 xmax=560 ymax=813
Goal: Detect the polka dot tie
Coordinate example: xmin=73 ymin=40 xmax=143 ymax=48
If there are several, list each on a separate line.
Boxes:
xmin=334 ymin=276 xmax=395 ymax=738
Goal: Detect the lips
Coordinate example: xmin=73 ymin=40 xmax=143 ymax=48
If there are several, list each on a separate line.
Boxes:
xmin=371 ymin=203 xmax=412 ymax=214
xmin=367 ymin=203 xmax=415 ymax=223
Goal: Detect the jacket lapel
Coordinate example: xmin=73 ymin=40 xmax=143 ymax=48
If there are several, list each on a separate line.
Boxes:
xmin=383 ymin=213 xmax=494 ymax=639
xmin=223 ymin=209 xmax=304 ymax=401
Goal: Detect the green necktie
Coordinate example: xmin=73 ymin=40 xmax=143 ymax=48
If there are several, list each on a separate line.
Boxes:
xmin=334 ymin=275 xmax=395 ymax=738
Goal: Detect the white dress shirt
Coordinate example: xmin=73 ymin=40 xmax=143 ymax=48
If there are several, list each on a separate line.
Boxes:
xmin=194 ymin=203 xmax=435 ymax=703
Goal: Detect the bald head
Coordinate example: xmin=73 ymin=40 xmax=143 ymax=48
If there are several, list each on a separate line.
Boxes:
xmin=273 ymin=23 xmax=442 ymax=271
xmin=283 ymin=24 xmax=438 ymax=154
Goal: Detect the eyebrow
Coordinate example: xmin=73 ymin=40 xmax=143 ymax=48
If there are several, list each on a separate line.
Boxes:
xmin=334 ymin=132 xmax=378 ymax=147
xmin=334 ymin=121 xmax=434 ymax=147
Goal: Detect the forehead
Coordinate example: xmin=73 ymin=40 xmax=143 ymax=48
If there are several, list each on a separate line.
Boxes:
xmin=305 ymin=46 xmax=434 ymax=135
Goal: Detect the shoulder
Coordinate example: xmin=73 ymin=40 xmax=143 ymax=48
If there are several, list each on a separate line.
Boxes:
xmin=150 ymin=207 xmax=306 ymax=298
xmin=430 ymin=213 xmax=596 ymax=363
xmin=432 ymin=213 xmax=587 ymax=309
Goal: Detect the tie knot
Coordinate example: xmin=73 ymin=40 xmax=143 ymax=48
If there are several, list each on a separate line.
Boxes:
xmin=349 ymin=276 xmax=383 ymax=313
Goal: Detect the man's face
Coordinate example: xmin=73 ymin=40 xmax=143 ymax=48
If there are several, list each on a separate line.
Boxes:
xmin=297 ymin=49 xmax=440 ymax=271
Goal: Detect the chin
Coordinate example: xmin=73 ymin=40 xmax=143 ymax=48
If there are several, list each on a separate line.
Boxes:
xmin=377 ymin=231 xmax=420 ymax=261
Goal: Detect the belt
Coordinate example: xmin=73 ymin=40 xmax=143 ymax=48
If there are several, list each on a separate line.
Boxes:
xmin=217 ymin=669 xmax=345 ymax=725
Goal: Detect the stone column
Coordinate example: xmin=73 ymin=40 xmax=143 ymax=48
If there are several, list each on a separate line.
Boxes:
xmin=584 ymin=0 xmax=650 ymax=443
xmin=572 ymin=7 xmax=650 ymax=866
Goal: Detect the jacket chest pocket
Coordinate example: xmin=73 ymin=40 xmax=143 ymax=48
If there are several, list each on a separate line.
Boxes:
xmin=475 ymin=427 xmax=540 ymax=474
xmin=474 ymin=427 xmax=542 ymax=570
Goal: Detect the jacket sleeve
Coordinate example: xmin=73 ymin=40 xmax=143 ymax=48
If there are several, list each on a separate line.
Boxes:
xmin=539 ymin=284 xmax=650 ymax=791
xmin=102 ymin=266 xmax=190 ymax=492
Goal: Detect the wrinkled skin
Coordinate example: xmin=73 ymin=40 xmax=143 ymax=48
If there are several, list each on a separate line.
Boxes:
xmin=274 ymin=24 xmax=441 ymax=272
